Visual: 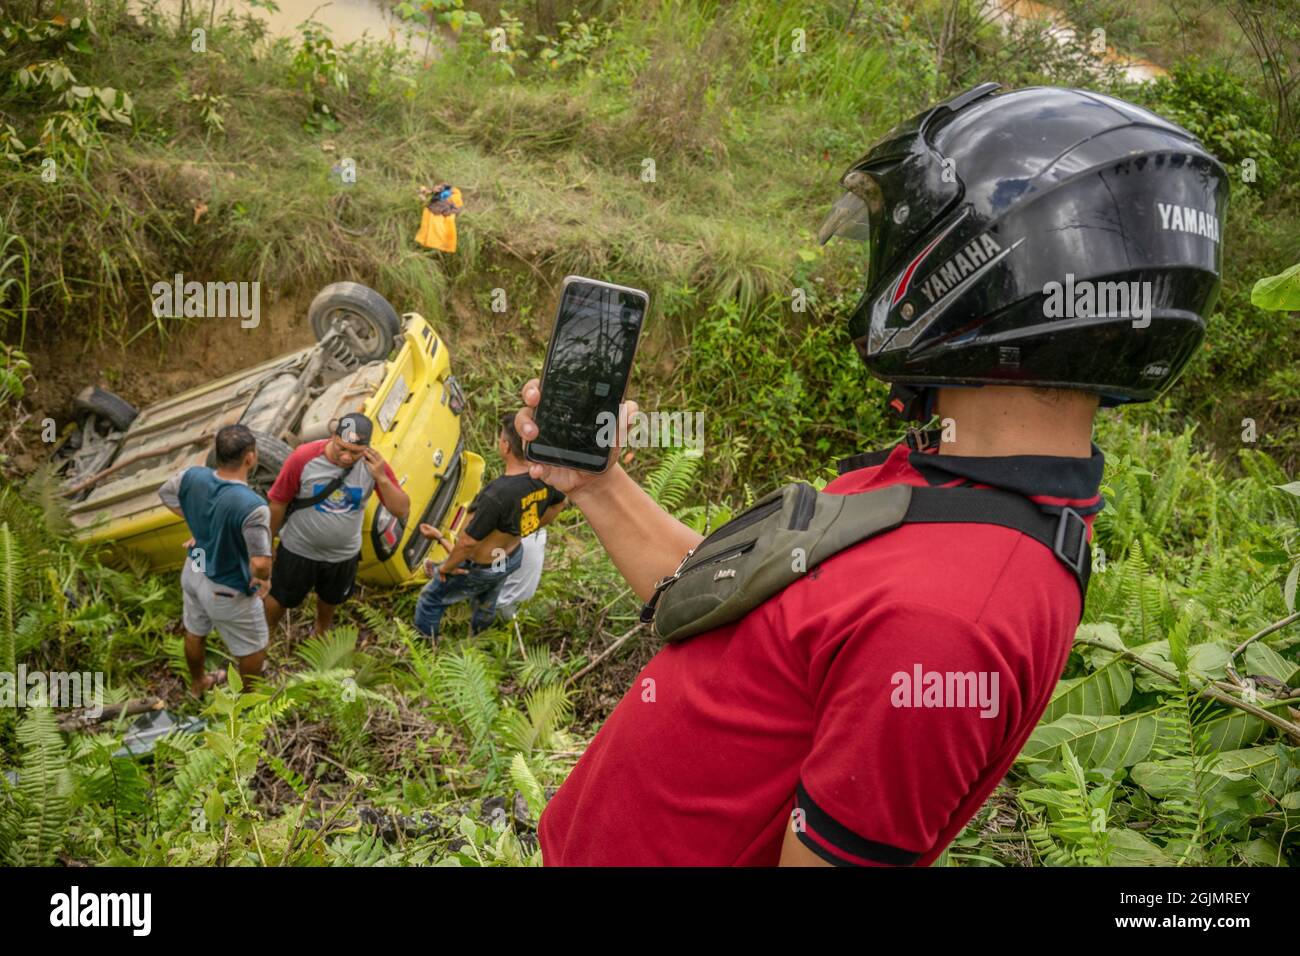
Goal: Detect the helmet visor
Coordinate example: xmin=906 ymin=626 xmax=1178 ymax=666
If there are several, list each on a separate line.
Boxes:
xmin=816 ymin=169 xmax=884 ymax=246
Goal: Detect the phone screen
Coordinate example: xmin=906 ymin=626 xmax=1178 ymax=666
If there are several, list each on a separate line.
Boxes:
xmin=527 ymin=277 xmax=648 ymax=472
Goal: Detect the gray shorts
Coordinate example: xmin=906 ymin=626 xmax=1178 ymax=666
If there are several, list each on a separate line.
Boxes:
xmin=181 ymin=563 xmax=269 ymax=658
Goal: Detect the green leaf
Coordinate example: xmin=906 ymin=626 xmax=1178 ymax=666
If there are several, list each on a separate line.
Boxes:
xmin=1107 ymin=828 xmax=1174 ymax=866
xmin=1239 ymin=838 xmax=1284 ymax=866
xmin=1127 ymin=639 xmax=1231 ymax=688
xmin=1016 ymin=787 xmax=1075 ymax=811
xmin=1243 ymin=642 xmax=1299 ymax=685
xmin=509 ymin=753 xmax=547 ymax=819
xmin=1195 ymin=699 xmax=1295 ymax=751
xmin=1074 ymin=622 xmax=1125 ymax=658
xmin=1021 ymin=710 xmax=1174 ymax=768
xmin=1042 ymin=658 xmax=1133 ymax=722
xmin=1251 ymin=263 xmax=1300 ymax=312
xmin=205 ymin=731 xmax=238 ymax=762
xmin=203 ymin=788 xmax=225 ymax=826
xmin=1131 ymin=746 xmax=1280 ymax=799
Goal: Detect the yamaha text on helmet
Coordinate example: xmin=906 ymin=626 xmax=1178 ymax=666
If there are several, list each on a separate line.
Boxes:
xmin=819 ymin=83 xmax=1229 ymax=420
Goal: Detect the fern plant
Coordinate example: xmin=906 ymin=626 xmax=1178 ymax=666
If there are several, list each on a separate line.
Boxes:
xmin=644 ymin=448 xmax=700 ymax=513
xmin=297 ymin=626 xmax=359 ymax=672
xmin=1018 ymin=743 xmax=1117 ymax=866
xmin=496 ymin=683 xmax=572 ymax=755
xmin=0 ymin=703 xmax=70 ymax=866
xmin=0 ymin=522 xmax=21 ymax=676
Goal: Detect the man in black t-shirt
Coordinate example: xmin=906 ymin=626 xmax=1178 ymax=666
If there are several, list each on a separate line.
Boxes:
xmin=413 ymin=412 xmax=566 ymax=640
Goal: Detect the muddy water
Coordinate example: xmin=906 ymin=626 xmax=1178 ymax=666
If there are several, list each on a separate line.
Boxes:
xmin=130 ymin=0 xmax=425 ymax=49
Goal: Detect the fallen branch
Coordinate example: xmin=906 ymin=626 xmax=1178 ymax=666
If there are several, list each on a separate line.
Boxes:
xmin=1074 ymin=635 xmax=1300 ymax=744
xmin=566 ymin=624 xmax=642 ymax=686
xmin=57 ymin=696 xmax=164 ymax=731
xmin=1230 ymin=609 xmax=1300 ymax=659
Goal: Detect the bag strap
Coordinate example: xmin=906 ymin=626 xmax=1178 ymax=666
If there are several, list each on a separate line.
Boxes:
xmin=836 ymin=427 xmax=944 ymax=475
xmin=284 ymin=473 xmax=347 ymax=518
xmin=899 ymin=485 xmax=1092 ymax=604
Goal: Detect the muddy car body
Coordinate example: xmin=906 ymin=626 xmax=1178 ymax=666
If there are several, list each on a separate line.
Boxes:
xmin=55 ymin=283 xmax=483 ymax=587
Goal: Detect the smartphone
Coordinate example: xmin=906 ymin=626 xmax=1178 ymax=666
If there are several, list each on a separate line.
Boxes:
xmin=526 ymin=276 xmax=650 ymax=473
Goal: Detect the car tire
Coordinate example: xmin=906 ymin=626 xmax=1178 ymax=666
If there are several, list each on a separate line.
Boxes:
xmin=308 ymin=282 xmax=402 ymax=362
xmin=205 ymin=430 xmax=292 ymax=489
xmin=251 ymin=430 xmax=292 ymax=476
xmin=74 ymin=386 xmax=138 ymax=432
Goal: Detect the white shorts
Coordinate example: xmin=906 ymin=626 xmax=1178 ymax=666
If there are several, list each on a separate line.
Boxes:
xmin=181 ymin=562 xmax=269 ymax=658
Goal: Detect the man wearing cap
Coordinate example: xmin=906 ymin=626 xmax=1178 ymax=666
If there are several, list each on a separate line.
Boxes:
xmin=264 ymin=414 xmax=410 ymax=635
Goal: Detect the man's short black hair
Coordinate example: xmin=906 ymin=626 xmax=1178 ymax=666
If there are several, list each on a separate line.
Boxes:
xmin=499 ymin=411 xmax=524 ymax=459
xmin=215 ymin=424 xmax=257 ymax=468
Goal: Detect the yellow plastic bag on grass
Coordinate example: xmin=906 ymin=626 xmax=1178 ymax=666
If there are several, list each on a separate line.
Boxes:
xmin=415 ymin=187 xmax=462 ymax=253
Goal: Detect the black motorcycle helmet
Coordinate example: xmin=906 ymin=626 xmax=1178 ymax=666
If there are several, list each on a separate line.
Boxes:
xmin=819 ymin=83 xmax=1229 ymax=420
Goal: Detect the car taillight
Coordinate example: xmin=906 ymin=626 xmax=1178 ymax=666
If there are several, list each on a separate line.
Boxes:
xmin=446 ymin=376 xmax=465 ymax=416
xmin=370 ymin=504 xmax=405 ymax=561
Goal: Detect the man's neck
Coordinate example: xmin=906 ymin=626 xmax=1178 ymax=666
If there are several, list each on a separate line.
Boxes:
xmin=214 ymin=467 xmax=248 ymax=484
xmin=932 ymin=386 xmax=1098 ymax=458
xmin=502 ymin=455 xmax=531 ymax=476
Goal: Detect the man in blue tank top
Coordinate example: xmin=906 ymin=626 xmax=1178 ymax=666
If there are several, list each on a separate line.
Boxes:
xmin=159 ymin=425 xmax=273 ymax=695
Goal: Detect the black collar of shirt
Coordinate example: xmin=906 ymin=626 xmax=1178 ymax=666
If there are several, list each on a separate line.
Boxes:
xmin=907 ymin=441 xmax=1105 ymax=516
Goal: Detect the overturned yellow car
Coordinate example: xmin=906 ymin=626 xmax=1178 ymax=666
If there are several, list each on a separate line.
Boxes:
xmin=54 ymin=282 xmax=484 ymax=587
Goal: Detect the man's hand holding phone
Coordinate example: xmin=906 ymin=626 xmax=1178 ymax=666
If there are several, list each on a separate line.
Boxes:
xmin=524 ymin=276 xmax=647 ymax=474
xmin=513 ymin=276 xmax=702 ymax=601
xmin=514 ymin=378 xmax=638 ymax=504
xmin=514 ymin=377 xmax=701 ymax=601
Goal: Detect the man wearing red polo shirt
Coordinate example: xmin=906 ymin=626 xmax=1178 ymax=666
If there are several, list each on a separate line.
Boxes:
xmin=517 ymin=84 xmax=1227 ymax=866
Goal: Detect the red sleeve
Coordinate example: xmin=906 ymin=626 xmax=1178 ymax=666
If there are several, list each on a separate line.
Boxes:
xmin=796 ymin=602 xmax=1018 ymax=866
xmin=382 ymin=460 xmax=399 ymax=485
xmin=267 ymin=440 xmax=325 ymax=504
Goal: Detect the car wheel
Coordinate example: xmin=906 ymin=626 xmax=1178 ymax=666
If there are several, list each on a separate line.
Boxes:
xmin=251 ymin=430 xmax=292 ymax=477
xmin=74 ymin=386 xmax=138 ymax=432
xmin=308 ymin=282 xmax=402 ymax=362
xmin=206 ymin=430 xmax=292 ymax=491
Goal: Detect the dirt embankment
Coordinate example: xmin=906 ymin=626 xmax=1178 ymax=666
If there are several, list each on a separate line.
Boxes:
xmin=34 ymin=298 xmax=314 ymax=409
xmin=13 ymin=295 xmax=315 ymax=472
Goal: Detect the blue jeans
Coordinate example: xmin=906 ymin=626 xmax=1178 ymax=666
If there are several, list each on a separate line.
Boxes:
xmin=413 ymin=547 xmax=524 ymax=639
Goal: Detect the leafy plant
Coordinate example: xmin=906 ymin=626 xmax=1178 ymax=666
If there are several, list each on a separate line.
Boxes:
xmin=1252 ymin=262 xmax=1300 ymax=312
